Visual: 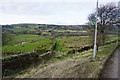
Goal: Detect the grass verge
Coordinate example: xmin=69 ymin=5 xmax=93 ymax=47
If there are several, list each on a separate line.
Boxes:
xmin=5 ymin=42 xmax=118 ymax=78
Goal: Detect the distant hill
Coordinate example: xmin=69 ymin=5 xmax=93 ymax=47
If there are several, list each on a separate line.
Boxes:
xmin=2 ymin=23 xmax=86 ymax=29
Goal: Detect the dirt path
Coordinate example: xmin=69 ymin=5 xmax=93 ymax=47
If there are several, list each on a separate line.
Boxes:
xmin=100 ymin=46 xmax=119 ymax=78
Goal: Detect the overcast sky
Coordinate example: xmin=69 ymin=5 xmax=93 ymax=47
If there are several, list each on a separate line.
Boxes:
xmin=0 ymin=0 xmax=119 ymax=25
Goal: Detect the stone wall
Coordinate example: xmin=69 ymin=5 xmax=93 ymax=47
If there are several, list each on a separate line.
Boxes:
xmin=1 ymin=41 xmax=56 ymax=75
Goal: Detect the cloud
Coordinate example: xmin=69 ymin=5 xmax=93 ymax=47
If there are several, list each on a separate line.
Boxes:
xmin=0 ymin=0 xmax=119 ymax=2
xmin=0 ymin=2 xmax=57 ymax=16
xmin=0 ymin=0 xmax=119 ymax=25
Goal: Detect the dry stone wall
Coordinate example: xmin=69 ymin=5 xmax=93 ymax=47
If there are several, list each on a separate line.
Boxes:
xmin=1 ymin=41 xmax=56 ymax=75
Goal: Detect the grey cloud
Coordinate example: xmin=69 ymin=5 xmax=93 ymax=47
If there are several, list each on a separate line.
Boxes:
xmin=0 ymin=2 xmax=58 ymax=16
xmin=0 ymin=2 xmax=95 ymax=16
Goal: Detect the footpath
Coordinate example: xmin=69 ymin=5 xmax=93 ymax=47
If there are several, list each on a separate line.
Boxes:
xmin=100 ymin=46 xmax=119 ymax=78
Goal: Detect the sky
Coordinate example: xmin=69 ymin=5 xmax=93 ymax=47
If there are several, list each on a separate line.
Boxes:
xmin=0 ymin=0 xmax=119 ymax=25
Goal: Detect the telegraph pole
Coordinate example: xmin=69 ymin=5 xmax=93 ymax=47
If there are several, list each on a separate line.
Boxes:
xmin=93 ymin=0 xmax=98 ymax=58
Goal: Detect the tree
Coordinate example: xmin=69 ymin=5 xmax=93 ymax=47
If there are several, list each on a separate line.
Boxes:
xmin=87 ymin=3 xmax=119 ymax=46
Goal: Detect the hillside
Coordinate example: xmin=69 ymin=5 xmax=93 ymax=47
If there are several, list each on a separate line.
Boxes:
xmin=4 ymin=43 xmax=118 ymax=78
xmin=2 ymin=23 xmax=119 ymax=78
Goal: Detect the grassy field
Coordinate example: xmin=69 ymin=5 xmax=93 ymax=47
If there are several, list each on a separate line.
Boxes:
xmin=55 ymin=35 xmax=119 ymax=53
xmin=2 ymin=34 xmax=54 ymax=57
xmin=13 ymin=24 xmax=41 ymax=28
xmin=3 ymin=28 xmax=34 ymax=32
xmin=2 ymin=34 xmax=118 ymax=56
xmin=27 ymin=25 xmax=40 ymax=28
xmin=53 ymin=29 xmax=87 ymax=33
xmin=105 ymin=35 xmax=119 ymax=43
xmin=55 ymin=36 xmax=92 ymax=53
xmin=4 ymin=34 xmax=47 ymax=46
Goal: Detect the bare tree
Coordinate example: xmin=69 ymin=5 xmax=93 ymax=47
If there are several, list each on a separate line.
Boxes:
xmin=87 ymin=3 xmax=119 ymax=46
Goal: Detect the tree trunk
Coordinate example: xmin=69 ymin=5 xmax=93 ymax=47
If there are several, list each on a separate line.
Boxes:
xmin=102 ymin=32 xmax=105 ymax=45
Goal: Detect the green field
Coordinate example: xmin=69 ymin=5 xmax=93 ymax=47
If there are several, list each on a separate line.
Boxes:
xmin=4 ymin=34 xmax=47 ymax=46
xmin=55 ymin=36 xmax=92 ymax=53
xmin=55 ymin=35 xmax=119 ymax=53
xmin=3 ymin=34 xmax=118 ymax=56
xmin=2 ymin=34 xmax=54 ymax=57
xmin=2 ymin=24 xmax=119 ymax=58
xmin=105 ymin=35 xmax=119 ymax=43
xmin=3 ymin=28 xmax=34 ymax=32
xmin=53 ymin=29 xmax=87 ymax=33
xmin=13 ymin=24 xmax=41 ymax=28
